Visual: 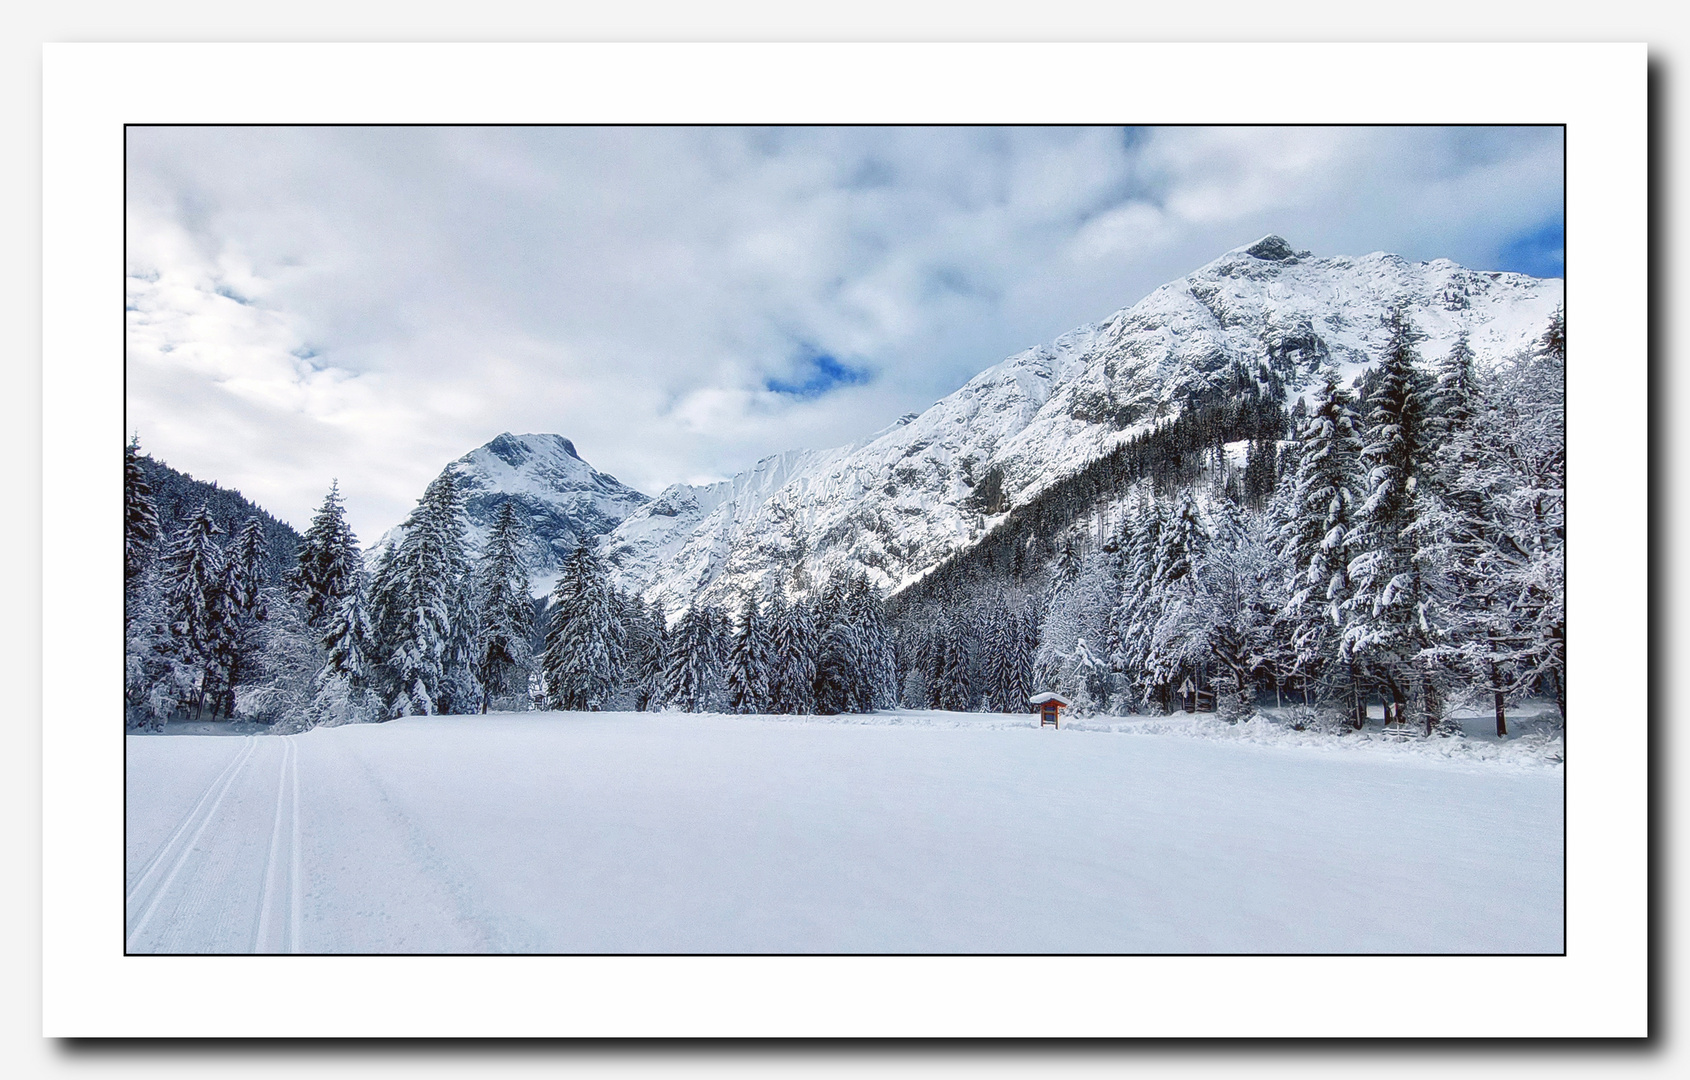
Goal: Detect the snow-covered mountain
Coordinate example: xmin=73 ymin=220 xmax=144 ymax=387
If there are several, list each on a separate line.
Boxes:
xmin=369 ymin=433 xmax=649 ymax=591
xmin=603 ymin=236 xmax=1563 ymax=616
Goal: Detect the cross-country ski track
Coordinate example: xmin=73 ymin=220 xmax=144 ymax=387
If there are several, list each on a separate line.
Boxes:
xmin=125 ymin=735 xmax=308 ymax=953
xmin=125 ymin=710 xmax=1565 ymax=954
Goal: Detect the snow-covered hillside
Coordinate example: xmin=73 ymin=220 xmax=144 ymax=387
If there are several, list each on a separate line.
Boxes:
xmin=606 ymin=236 xmax=1562 ymax=616
xmin=368 ymin=433 xmax=648 ymax=592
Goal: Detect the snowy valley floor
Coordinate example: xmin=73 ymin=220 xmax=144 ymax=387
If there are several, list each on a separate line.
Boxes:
xmin=125 ymin=709 xmax=1564 ymax=955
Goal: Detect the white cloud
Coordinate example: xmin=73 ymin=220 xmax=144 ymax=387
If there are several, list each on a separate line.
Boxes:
xmin=124 ymin=125 xmax=1563 ymax=542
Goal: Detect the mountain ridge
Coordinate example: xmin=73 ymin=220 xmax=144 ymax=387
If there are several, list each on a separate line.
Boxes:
xmin=368 ymin=237 xmax=1563 ymax=616
xmin=601 ymin=236 xmax=1561 ymax=616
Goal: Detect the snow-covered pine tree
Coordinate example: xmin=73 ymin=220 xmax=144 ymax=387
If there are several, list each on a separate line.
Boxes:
xmin=1342 ymin=304 xmax=1446 ymax=734
xmin=813 ymin=582 xmax=866 ymax=715
xmin=847 ymin=574 xmax=898 ymax=710
xmin=611 ymin=592 xmax=649 ymax=710
xmin=208 ymin=517 xmax=271 ymax=716
xmin=1502 ymin=309 xmax=1567 ymax=718
xmin=1431 ymin=331 xmax=1480 ymax=452
xmin=706 ymin=606 xmax=734 ymax=712
xmin=1191 ymin=499 xmax=1279 ymax=722
xmin=124 ymin=436 xmax=161 ymax=588
xmin=375 ymin=469 xmax=476 ymax=717
xmin=320 ymin=574 xmax=375 ymax=689
xmin=661 ymin=603 xmax=718 ymax=713
xmin=983 ymin=595 xmax=1019 ymax=712
xmin=1437 ymin=310 xmax=1566 ymax=725
xmin=1049 ymin=536 xmax=1083 ymax=601
xmin=473 ymin=501 xmax=535 ymax=712
xmin=1113 ymin=494 xmax=1165 ymax=709
xmin=813 ymin=575 xmax=886 ymax=714
xmin=158 ymin=505 xmax=227 ymax=718
xmin=725 ymin=593 xmax=772 ymax=713
xmin=1539 ymin=304 xmax=1565 ymax=363
xmin=1242 ymin=435 xmax=1278 ymax=507
xmin=1144 ymin=490 xmax=1209 ymax=704
xmin=539 ymin=538 xmax=622 ymax=711
xmin=1013 ymin=602 xmax=1039 ymax=712
xmin=1424 ymin=331 xmax=1513 ymax=733
xmin=932 ymin=607 xmax=973 ymax=712
xmin=289 ymin=481 xmax=361 ymax=632
xmin=626 ymin=597 xmax=668 ymax=711
xmin=765 ymin=589 xmax=816 ymax=714
xmin=1275 ymin=365 xmax=1366 ymax=723
xmin=958 ymin=600 xmax=988 ymax=711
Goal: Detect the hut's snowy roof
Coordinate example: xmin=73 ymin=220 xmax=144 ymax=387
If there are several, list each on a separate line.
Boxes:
xmin=1028 ymin=692 xmax=1072 ymax=706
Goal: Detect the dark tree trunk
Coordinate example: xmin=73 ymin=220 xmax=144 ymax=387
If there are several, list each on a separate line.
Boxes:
xmin=1348 ymin=661 xmax=1365 ymax=728
xmin=1489 ymin=659 xmax=1506 ymax=737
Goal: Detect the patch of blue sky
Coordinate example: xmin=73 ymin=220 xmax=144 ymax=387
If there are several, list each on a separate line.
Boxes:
xmin=765 ymin=352 xmax=872 ymax=399
xmin=1494 ymin=215 xmax=1564 ymax=279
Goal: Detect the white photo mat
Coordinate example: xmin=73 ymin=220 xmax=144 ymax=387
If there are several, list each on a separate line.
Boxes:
xmin=43 ymin=41 xmax=1647 ymax=1038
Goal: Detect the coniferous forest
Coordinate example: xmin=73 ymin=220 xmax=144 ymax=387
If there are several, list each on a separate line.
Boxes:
xmin=124 ymin=307 xmax=1564 ymax=739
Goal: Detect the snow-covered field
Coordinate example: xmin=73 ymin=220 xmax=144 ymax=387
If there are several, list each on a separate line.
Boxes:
xmin=125 ymin=709 xmax=1563 ymax=955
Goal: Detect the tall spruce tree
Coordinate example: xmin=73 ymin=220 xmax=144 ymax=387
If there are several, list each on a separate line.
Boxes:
xmin=1276 ymin=366 xmax=1366 ymax=723
xmin=1342 ymin=305 xmax=1445 ymax=732
xmin=375 ymin=469 xmax=476 ymax=716
xmin=932 ymin=608 xmax=973 ymax=712
xmin=662 ymin=603 xmax=720 ymax=713
xmin=725 ymin=593 xmax=772 ymax=713
xmin=125 ymin=436 xmax=161 ymax=587
xmin=848 ymin=575 xmax=898 ymax=710
xmin=809 ymin=575 xmax=888 ymax=714
xmin=1143 ymin=490 xmax=1209 ymax=702
xmin=290 ymin=481 xmax=361 ymax=631
xmin=625 ymin=597 xmax=669 ymax=711
xmin=207 ymin=517 xmax=270 ymax=716
xmin=539 ymin=539 xmax=622 ymax=711
xmin=1425 ymin=331 xmax=1514 ymax=733
xmin=320 ymin=575 xmax=375 ymax=689
xmin=473 ymin=502 xmax=535 ymax=712
xmin=765 ymin=589 xmax=816 ymax=714
xmin=1113 ymin=495 xmax=1166 ymax=708
xmin=158 ymin=505 xmax=226 ymax=717
xmin=983 ymin=595 xmax=1022 ymax=713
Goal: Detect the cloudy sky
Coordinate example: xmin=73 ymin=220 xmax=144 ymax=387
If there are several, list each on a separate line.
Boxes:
xmin=125 ymin=125 xmax=1563 ymax=542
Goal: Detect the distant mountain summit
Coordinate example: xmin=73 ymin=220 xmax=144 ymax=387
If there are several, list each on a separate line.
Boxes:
xmin=369 ymin=433 xmax=649 ymax=592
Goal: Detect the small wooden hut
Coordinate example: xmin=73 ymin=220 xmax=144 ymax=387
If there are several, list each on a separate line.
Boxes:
xmin=1028 ymin=691 xmax=1072 ymax=729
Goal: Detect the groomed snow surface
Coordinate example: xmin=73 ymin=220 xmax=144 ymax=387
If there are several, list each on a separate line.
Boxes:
xmin=126 ymin=709 xmax=1563 ymax=955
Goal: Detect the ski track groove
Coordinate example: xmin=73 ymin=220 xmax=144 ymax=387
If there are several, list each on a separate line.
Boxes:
xmin=289 ymin=736 xmax=302 ymax=953
xmin=253 ymin=737 xmax=292 ymax=952
xmin=125 ymin=736 xmax=260 ymax=949
xmin=125 ymin=735 xmax=253 ymax=906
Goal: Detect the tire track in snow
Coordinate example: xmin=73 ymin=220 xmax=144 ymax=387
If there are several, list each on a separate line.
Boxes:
xmin=125 ymin=736 xmax=260 ymax=949
xmin=125 ymin=735 xmax=254 ymax=906
xmin=343 ymin=747 xmax=517 ymax=951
